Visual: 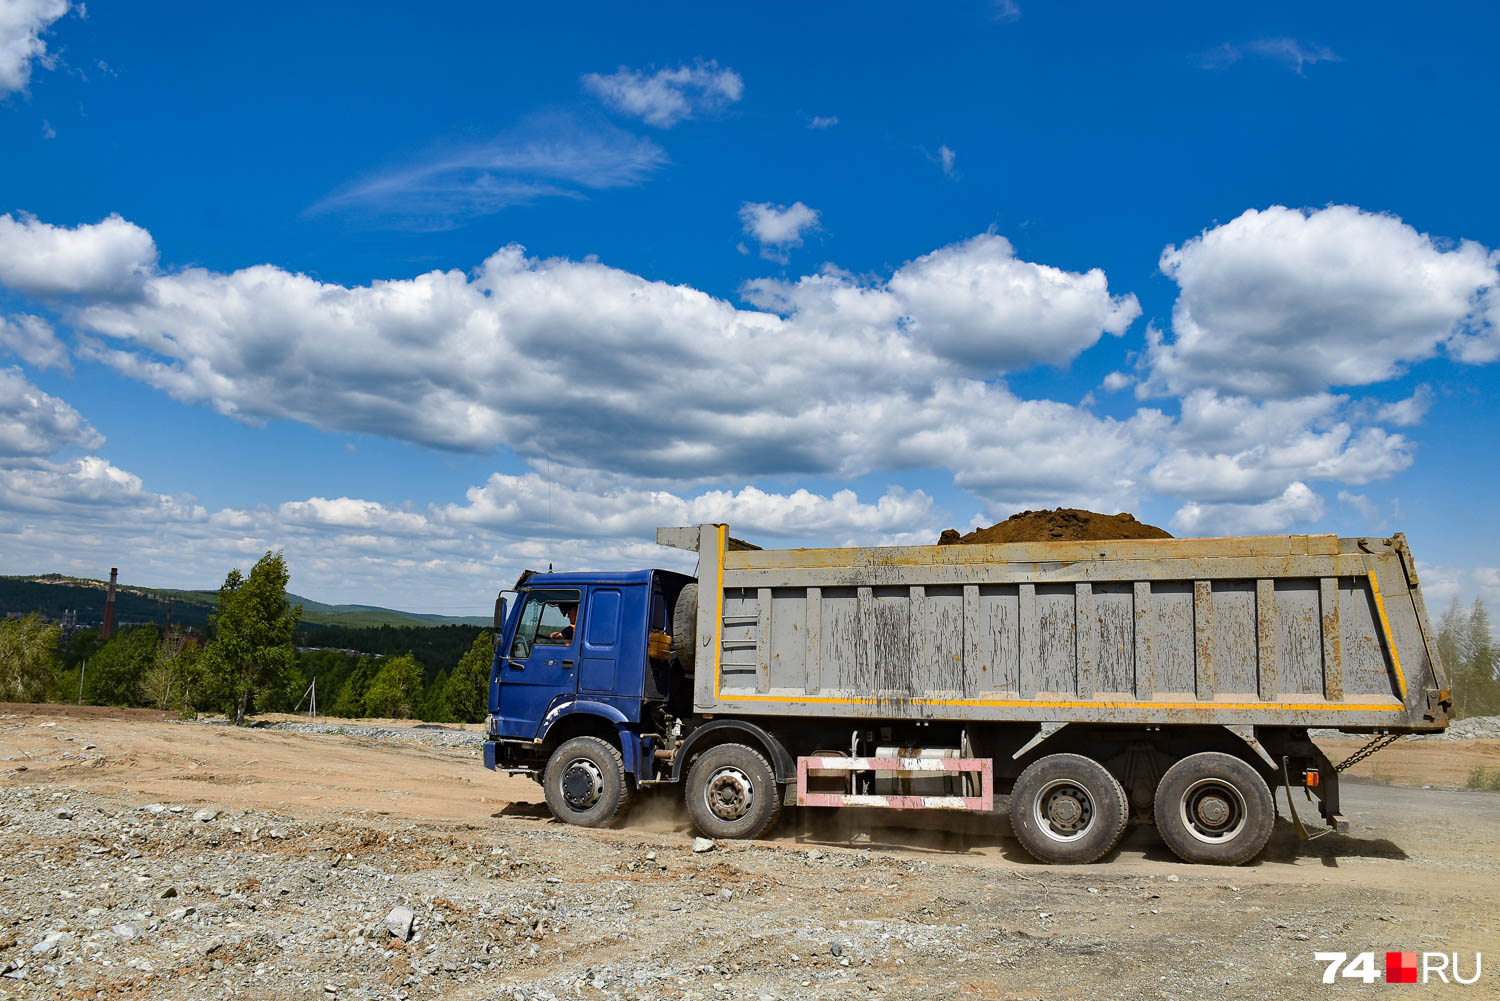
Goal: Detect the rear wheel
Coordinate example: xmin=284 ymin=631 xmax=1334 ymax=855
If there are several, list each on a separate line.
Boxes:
xmin=1009 ymin=753 xmax=1129 ymax=864
xmin=684 ymin=742 xmax=782 ymax=840
xmin=542 ymin=736 xmax=632 ymax=828
xmin=1153 ymin=752 xmax=1274 ymax=865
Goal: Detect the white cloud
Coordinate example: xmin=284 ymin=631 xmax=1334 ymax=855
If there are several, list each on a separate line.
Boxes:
xmin=309 ymin=113 xmax=667 ymax=228
xmin=43 ymin=222 xmax=1140 ymax=493
xmin=1336 ymin=489 xmax=1384 ymax=529
xmin=0 ymin=212 xmax=157 ymax=299
xmin=0 ymin=313 xmax=69 ymax=370
xmin=991 ymin=0 xmax=1021 ymax=23
xmin=1197 ymin=38 xmax=1340 ymax=74
xmin=1171 ymin=481 xmax=1325 ymax=536
xmin=807 ymin=115 xmax=838 ymax=130
xmin=0 ymin=0 xmax=67 ymax=96
xmin=0 ymin=210 xmax=1444 ymax=556
xmin=0 ymin=455 xmax=200 ymax=519
xmin=1101 ymin=371 xmax=1133 ymax=392
xmin=581 ymin=60 xmax=743 ymax=128
xmin=938 ymin=145 xmax=957 ymax=176
xmin=738 ymin=201 xmax=819 ymax=261
xmin=1148 ymin=205 xmax=1500 ymax=398
xmin=1374 ymin=384 xmax=1433 ymax=427
xmin=0 ymin=366 xmax=101 ymax=457
xmin=445 ymin=473 xmax=936 ymax=542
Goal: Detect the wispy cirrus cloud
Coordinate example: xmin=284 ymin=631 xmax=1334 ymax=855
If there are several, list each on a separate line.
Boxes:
xmin=1197 ymin=38 xmax=1341 ymax=75
xmin=308 ymin=112 xmax=668 ymax=230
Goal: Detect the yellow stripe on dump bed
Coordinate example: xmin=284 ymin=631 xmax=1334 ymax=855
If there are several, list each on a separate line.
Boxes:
xmin=1367 ymin=572 xmax=1408 ymax=699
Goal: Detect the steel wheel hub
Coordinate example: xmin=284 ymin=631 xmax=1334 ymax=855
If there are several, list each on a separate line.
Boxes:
xmin=1179 ymin=778 xmax=1248 ymax=844
xmin=561 ymin=758 xmax=604 ymax=810
xmin=1034 ymin=779 xmax=1095 ymax=842
xmin=705 ymin=766 xmax=754 ymax=821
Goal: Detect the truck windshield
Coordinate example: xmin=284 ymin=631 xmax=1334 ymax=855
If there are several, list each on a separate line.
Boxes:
xmin=510 ymin=589 xmax=581 ymax=657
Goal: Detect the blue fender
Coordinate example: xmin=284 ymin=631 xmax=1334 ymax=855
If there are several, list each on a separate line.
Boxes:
xmin=537 ymin=698 xmax=645 ymax=779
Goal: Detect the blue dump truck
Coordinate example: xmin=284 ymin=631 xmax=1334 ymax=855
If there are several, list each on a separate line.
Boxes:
xmin=484 ymin=525 xmax=1452 ymax=865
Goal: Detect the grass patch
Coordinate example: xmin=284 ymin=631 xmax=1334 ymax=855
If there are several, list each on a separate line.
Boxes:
xmin=1464 ymin=765 xmax=1500 ymax=791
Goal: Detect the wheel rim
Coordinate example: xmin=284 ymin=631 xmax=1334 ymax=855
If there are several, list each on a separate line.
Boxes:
xmin=704 ymin=766 xmax=755 ymax=822
xmin=1031 ymin=778 xmax=1096 ymax=842
xmin=1178 ymin=777 xmax=1248 ymax=844
xmin=561 ymin=757 xmax=604 ymax=811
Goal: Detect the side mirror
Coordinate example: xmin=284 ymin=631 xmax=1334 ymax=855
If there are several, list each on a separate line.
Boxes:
xmin=492 ymin=596 xmax=507 ymax=649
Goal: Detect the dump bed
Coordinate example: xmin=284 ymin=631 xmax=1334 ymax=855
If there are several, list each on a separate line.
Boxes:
xmin=659 ymin=525 xmax=1452 ymax=732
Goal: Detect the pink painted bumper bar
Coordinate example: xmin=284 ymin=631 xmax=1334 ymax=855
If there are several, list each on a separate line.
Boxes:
xmin=795 ymin=756 xmax=994 ymax=811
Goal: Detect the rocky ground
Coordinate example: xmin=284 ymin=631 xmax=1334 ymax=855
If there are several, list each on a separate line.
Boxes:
xmin=1 ymin=706 xmax=1496 ymax=1000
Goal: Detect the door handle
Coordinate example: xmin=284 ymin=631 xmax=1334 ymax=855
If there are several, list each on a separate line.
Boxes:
xmin=507 ymin=660 xmax=524 ymax=671
xmin=561 ymin=660 xmax=575 ymax=670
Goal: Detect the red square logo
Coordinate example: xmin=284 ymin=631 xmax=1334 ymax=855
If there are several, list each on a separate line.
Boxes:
xmin=1386 ymin=952 xmax=1418 ymax=984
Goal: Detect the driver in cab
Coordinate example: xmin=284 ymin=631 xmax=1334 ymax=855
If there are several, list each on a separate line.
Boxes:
xmin=544 ymin=602 xmax=578 ymax=644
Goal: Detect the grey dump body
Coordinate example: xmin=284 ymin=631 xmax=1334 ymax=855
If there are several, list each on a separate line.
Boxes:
xmin=658 ymin=525 xmax=1452 ymax=734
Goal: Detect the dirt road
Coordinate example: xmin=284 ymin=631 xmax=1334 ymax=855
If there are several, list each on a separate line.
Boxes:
xmin=1 ymin=706 xmax=1495 ymax=999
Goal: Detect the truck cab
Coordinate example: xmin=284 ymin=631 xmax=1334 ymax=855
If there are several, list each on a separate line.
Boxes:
xmin=484 ymin=568 xmax=693 ymax=808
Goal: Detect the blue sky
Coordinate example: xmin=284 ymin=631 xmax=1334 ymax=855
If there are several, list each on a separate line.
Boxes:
xmin=1 ymin=1 xmax=1498 ymax=616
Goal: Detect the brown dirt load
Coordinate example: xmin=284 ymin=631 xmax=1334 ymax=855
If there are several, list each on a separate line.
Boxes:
xmin=938 ymin=507 xmax=1174 ymax=545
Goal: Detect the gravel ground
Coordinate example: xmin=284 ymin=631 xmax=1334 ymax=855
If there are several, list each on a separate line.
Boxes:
xmin=1 ymin=709 xmax=1496 ymax=1000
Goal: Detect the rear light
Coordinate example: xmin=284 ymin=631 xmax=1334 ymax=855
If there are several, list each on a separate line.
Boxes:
xmin=1303 ymin=769 xmax=1320 ymax=788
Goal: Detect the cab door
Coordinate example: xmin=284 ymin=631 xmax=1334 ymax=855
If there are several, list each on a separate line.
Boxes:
xmin=494 ymin=588 xmax=581 ymax=739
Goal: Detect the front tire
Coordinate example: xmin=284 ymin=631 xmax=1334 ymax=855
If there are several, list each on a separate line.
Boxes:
xmin=1153 ymin=751 xmax=1274 ymax=865
xmin=542 ymin=736 xmax=632 ymax=828
xmin=684 ymin=743 xmax=781 ymax=840
xmin=1009 ymin=753 xmax=1129 ymax=864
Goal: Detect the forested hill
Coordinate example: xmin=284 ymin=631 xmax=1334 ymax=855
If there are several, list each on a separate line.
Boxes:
xmin=296 ymin=623 xmax=487 ymax=685
xmin=0 ymin=575 xmax=489 ymax=630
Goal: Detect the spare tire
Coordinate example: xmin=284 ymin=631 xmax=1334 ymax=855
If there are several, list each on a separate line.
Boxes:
xmin=672 ymin=582 xmax=698 ymax=670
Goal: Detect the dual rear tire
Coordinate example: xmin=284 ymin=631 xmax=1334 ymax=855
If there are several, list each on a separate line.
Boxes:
xmin=1009 ymin=750 xmax=1275 ymax=866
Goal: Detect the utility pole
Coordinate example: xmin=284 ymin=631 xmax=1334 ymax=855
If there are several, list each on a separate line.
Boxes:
xmin=77 ymin=659 xmax=87 ymax=705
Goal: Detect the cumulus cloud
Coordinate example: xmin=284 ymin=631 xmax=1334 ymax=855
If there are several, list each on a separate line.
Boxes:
xmin=0 ymin=209 xmax=1454 ymax=558
xmin=0 ymin=212 xmax=158 ymax=298
xmin=738 ymin=201 xmax=819 ymax=261
xmin=39 ymin=222 xmax=1141 ymax=497
xmin=0 ymin=0 xmax=68 ymax=96
xmin=1149 ymin=391 xmax=1413 ymax=502
xmin=582 ymin=60 xmax=743 ymax=128
xmin=0 ymin=366 xmax=101 ymax=457
xmin=938 ymin=145 xmax=957 ymax=176
xmin=1171 ymin=481 xmax=1325 ymax=536
xmin=309 ymin=113 xmax=667 ymax=228
xmin=1101 ymin=371 xmax=1133 ymax=392
xmin=0 ymin=455 xmax=201 ymax=519
xmin=1148 ymin=205 xmax=1500 ymax=398
xmin=0 ymin=313 xmax=69 ymax=370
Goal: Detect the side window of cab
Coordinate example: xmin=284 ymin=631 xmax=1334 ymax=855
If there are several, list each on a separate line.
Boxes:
xmin=509 ymin=589 xmax=581 ymax=658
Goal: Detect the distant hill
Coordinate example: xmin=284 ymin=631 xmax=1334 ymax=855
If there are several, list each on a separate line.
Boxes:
xmin=0 ymin=574 xmax=489 ymax=630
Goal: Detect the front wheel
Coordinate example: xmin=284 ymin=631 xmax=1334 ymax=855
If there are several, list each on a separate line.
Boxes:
xmin=684 ymin=743 xmax=782 ymax=840
xmin=542 ymin=736 xmax=632 ymax=828
xmin=1153 ymin=752 xmax=1274 ymax=865
xmin=1009 ymin=753 xmax=1129 ymax=864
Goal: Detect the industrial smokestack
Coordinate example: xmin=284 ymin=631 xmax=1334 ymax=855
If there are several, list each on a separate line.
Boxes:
xmin=102 ymin=567 xmax=118 ymax=639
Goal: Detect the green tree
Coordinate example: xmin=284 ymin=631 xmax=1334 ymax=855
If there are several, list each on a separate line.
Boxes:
xmin=0 ymin=613 xmax=61 ymax=702
xmin=1459 ymin=599 xmax=1498 ymax=717
xmin=363 ymin=654 xmax=423 ymax=719
xmin=82 ymin=626 xmax=159 ymax=706
xmin=139 ymin=634 xmax=202 ymax=712
xmin=329 ymin=656 xmax=378 ymax=717
xmin=442 ymin=630 xmax=492 ymax=724
xmin=200 ymin=552 xmax=303 ymax=724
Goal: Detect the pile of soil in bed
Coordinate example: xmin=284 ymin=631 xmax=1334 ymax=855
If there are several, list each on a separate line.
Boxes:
xmin=937 ymin=508 xmax=1173 ymax=545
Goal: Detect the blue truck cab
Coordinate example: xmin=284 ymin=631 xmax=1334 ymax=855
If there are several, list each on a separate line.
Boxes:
xmin=484 ymin=568 xmax=694 ymax=816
